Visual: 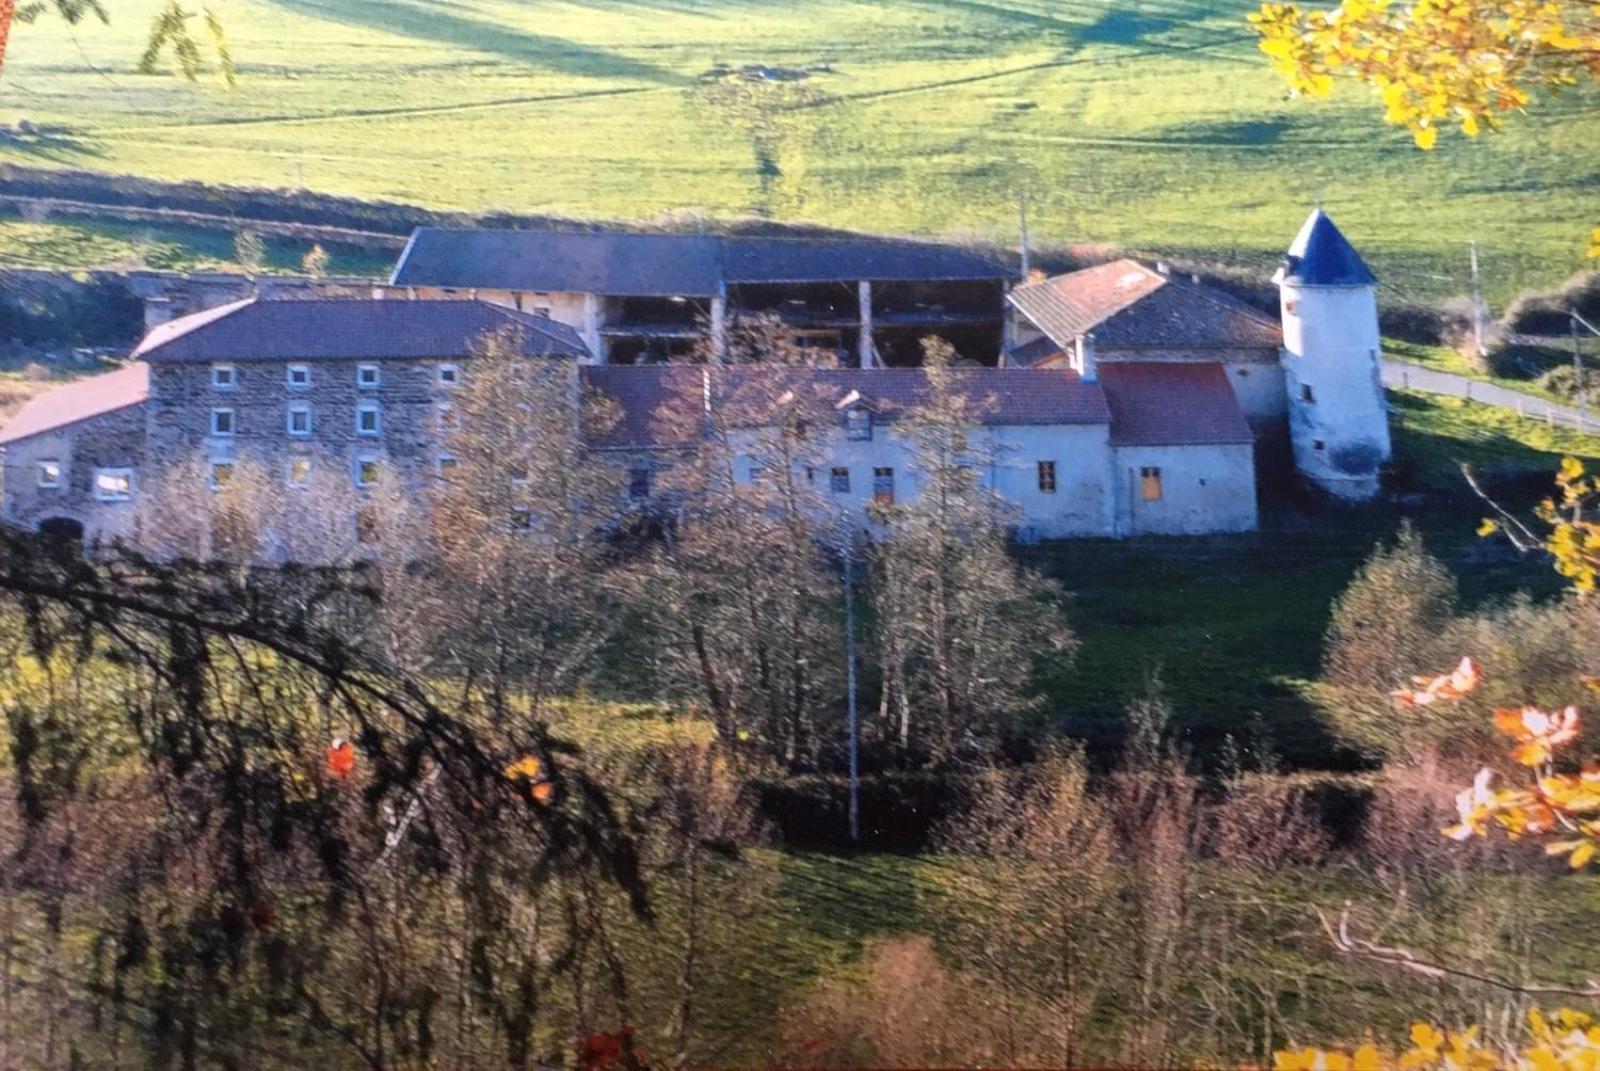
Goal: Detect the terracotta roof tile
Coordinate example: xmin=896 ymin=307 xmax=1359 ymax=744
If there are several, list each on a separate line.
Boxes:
xmin=580 ymin=365 xmax=1110 ymax=450
xmin=1009 ymin=260 xmax=1282 ymax=350
xmin=0 ymin=362 xmax=150 ymax=446
xmin=1098 ymin=362 xmax=1254 ymax=447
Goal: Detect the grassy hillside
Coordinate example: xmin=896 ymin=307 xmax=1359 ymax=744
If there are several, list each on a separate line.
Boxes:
xmin=0 ymin=0 xmax=1593 ymax=301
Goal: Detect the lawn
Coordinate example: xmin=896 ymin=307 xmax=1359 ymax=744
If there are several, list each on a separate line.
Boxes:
xmin=0 ymin=217 xmax=395 ymax=276
xmin=0 ymin=0 xmax=1594 ymax=301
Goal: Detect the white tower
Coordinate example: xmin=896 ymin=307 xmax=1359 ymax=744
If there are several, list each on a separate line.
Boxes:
xmin=1275 ymin=209 xmax=1391 ymax=500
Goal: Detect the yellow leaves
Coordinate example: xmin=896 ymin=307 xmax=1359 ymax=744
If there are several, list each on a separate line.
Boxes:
xmin=1476 ymin=518 xmax=1499 ymax=537
xmin=1561 ymin=456 xmax=1587 ymax=483
xmin=1296 ymin=1010 xmax=1600 ymax=1071
xmin=503 ymin=755 xmax=543 ymax=780
xmin=1588 ymin=227 xmax=1600 ymax=259
xmin=1251 ymin=0 xmax=1599 ymax=149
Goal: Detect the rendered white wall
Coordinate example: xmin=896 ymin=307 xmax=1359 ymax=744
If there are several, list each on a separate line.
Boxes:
xmin=1111 ymin=443 xmax=1258 ymax=535
xmin=1279 ymin=282 xmax=1391 ymax=499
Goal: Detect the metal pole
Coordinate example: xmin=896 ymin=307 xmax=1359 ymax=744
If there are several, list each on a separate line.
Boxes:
xmin=842 ymin=532 xmax=860 ymax=845
xmin=1018 ymin=190 xmax=1031 ymax=282
xmin=1574 ymin=312 xmax=1588 ymax=428
xmin=1469 ymin=241 xmax=1486 ymax=359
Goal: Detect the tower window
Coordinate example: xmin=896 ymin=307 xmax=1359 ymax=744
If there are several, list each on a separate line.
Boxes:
xmin=873 ymin=467 xmax=895 ymax=505
xmin=357 ymin=364 xmax=381 ymax=389
xmin=1301 ymin=383 xmax=1315 ymax=403
xmin=628 ymin=464 xmax=653 ymax=500
xmin=1314 ymin=439 xmax=1326 ymax=451
xmin=211 ymin=409 xmax=236 ymax=437
xmin=356 ymin=401 xmax=382 ymax=436
xmin=289 ymin=458 xmax=313 ymax=487
xmin=287 ymin=403 xmax=313 ymax=436
xmin=1037 ymin=460 xmax=1057 ymax=493
xmin=287 ymin=364 xmax=312 ymax=389
xmin=211 ymin=364 xmax=236 ymax=390
xmin=1140 ymin=466 xmax=1163 ymax=502
xmin=830 ymin=467 xmax=850 ymax=493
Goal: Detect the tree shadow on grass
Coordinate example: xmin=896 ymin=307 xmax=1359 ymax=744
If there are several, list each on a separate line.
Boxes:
xmin=260 ymin=0 xmax=683 ymax=84
xmin=0 ymin=124 xmax=106 ymax=164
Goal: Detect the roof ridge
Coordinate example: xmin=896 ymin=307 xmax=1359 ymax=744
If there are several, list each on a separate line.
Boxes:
xmin=1149 ymin=275 xmax=1280 ymax=327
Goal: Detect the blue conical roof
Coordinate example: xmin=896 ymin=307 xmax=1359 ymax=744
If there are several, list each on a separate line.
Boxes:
xmin=1276 ymin=209 xmax=1376 ymax=286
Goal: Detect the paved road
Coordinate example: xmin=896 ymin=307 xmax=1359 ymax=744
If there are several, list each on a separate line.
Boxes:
xmin=1382 ymin=359 xmax=1600 ymax=435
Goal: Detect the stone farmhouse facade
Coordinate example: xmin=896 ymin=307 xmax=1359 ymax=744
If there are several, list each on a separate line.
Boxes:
xmin=0 ymin=209 xmax=1389 ymax=553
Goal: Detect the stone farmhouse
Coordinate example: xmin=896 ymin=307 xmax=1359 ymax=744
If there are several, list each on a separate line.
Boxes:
xmin=0 ymin=208 xmax=1390 ymax=552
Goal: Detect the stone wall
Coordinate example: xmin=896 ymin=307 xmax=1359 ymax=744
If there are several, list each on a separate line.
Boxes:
xmin=145 ymin=355 xmax=460 ymax=496
xmin=2 ymin=403 xmax=146 ymax=545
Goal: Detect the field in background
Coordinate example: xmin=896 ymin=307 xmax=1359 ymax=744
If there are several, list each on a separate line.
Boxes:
xmin=0 ymin=0 xmax=1594 ymax=302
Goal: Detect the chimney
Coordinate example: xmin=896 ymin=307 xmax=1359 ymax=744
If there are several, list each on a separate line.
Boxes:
xmin=1074 ymin=334 xmax=1097 ymax=382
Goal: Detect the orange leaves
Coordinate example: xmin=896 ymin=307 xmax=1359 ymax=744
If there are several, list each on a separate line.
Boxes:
xmin=504 ymin=752 xmax=557 ymax=805
xmin=1391 ymin=657 xmax=1481 ymax=707
xmin=326 ymin=738 xmax=356 ymax=779
xmin=503 ymin=755 xmax=542 ymax=780
xmin=577 ymin=1027 xmax=645 ymax=1071
xmin=1493 ymin=705 xmax=1580 ymax=766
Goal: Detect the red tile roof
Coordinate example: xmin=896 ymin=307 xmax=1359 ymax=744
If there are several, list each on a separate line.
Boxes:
xmin=132 ymin=298 xmax=588 ymax=363
xmin=580 ymin=365 xmax=1112 ymax=449
xmin=1098 ymin=362 xmax=1254 ymax=447
xmin=1009 ymin=259 xmax=1282 ymax=351
xmin=0 ymin=362 xmax=150 ymax=446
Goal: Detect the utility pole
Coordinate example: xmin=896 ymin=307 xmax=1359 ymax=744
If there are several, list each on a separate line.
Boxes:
xmin=1575 ymin=311 xmax=1588 ymax=427
xmin=1469 ymin=241 xmax=1487 ymax=360
xmin=840 ymin=526 xmax=860 ymax=845
xmin=1018 ymin=190 xmax=1031 ymax=282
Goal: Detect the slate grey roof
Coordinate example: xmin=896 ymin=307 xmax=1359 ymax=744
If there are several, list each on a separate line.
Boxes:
xmin=391 ymin=228 xmax=1012 ymax=297
xmin=580 ymin=365 xmax=1110 ymax=450
xmin=131 ymin=298 xmax=589 ymax=363
xmin=1275 ymin=209 xmax=1376 ymax=287
xmin=1009 ymin=259 xmax=1282 ymax=351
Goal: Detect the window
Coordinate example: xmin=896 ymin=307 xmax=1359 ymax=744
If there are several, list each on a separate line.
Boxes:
xmin=873 ymin=467 xmax=895 ymax=506
xmin=628 ymin=464 xmax=653 ymax=500
xmin=436 ymin=454 xmax=458 ymax=478
xmin=1038 ymin=460 xmax=1058 ymax=493
xmin=94 ymin=467 xmax=133 ymax=502
xmin=804 ymin=465 xmax=815 ymax=485
xmin=437 ymin=364 xmax=459 ymax=388
xmin=830 ymin=466 xmax=850 ymax=494
xmin=287 ymin=364 xmax=312 ymax=389
xmin=357 ymin=364 xmax=381 ymax=388
xmin=211 ymin=364 xmax=236 ymax=390
xmin=211 ymin=408 xmax=236 ymax=437
xmin=286 ymin=403 xmax=313 ymax=437
xmin=1300 ymin=383 xmax=1315 ymax=403
xmin=209 ymin=461 xmax=234 ymax=491
xmin=288 ymin=457 xmax=313 ymax=487
xmin=436 ymin=402 xmax=457 ymax=435
xmin=355 ymin=456 xmax=380 ymax=488
xmin=1140 ymin=466 xmax=1163 ymax=502
xmin=356 ymin=401 xmax=381 ymax=436
xmin=36 ymin=460 xmax=60 ymax=488
xmin=355 ymin=507 xmax=379 ymax=545
xmin=845 ymin=407 xmax=872 ymax=441
xmin=1314 ymin=439 xmax=1326 ymax=451
xmin=510 ymin=506 xmax=534 ymax=531
xmin=532 ymin=306 xmax=552 ymax=320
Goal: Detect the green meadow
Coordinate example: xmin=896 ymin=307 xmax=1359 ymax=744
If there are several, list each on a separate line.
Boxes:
xmin=0 ymin=0 xmax=1594 ymax=301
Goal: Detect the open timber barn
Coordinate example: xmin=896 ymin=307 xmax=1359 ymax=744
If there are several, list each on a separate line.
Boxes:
xmin=387 ymin=228 xmax=1014 ymax=366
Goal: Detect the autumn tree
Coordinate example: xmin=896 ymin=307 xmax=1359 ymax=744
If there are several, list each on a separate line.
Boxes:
xmin=867 ymin=339 xmax=1076 ymax=762
xmin=640 ymin=320 xmax=845 ymax=766
xmin=1 ymin=0 xmax=234 ymax=85
xmin=1250 ymin=0 xmax=1600 ymax=252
